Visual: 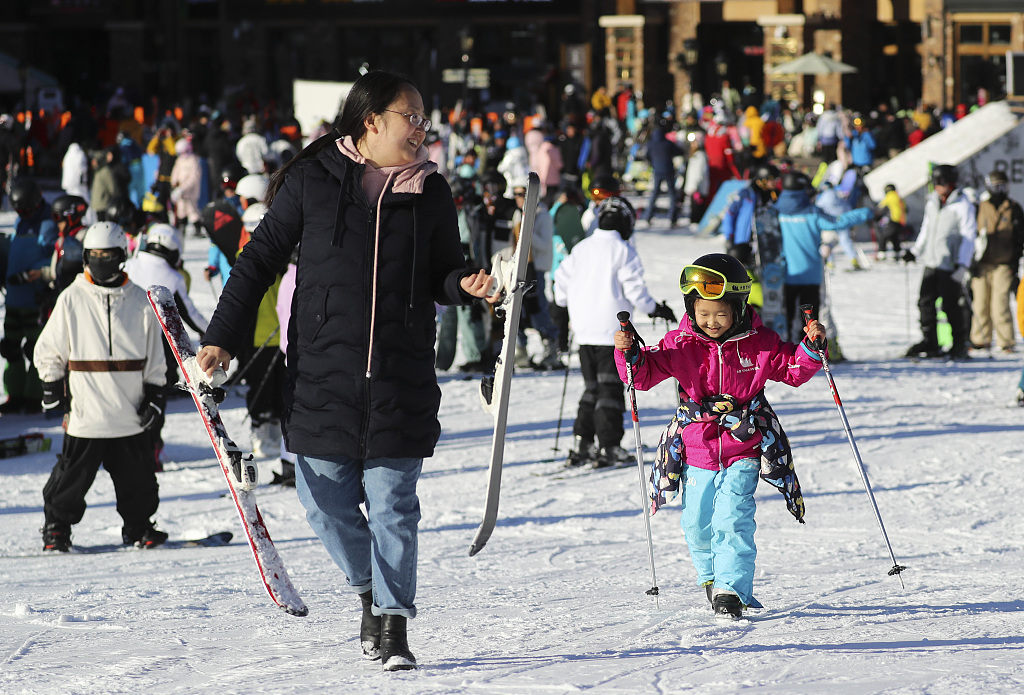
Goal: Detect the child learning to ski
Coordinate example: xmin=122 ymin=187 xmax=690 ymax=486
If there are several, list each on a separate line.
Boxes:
xmin=613 ymin=252 xmax=826 ymax=620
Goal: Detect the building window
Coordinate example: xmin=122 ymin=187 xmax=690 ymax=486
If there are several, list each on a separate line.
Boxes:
xmin=959 ymin=25 xmax=984 ymax=44
xmin=989 ymin=25 xmax=1012 ymax=45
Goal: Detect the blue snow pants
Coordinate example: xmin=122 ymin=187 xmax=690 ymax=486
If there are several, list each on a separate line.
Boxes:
xmin=680 ymin=458 xmax=762 ymax=607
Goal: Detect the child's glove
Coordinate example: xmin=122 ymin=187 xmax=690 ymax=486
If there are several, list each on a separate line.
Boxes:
xmin=137 ymin=383 xmax=166 ymax=431
xmin=804 ymin=334 xmax=828 ymax=353
xmin=649 ymin=301 xmax=677 ymax=324
xmin=42 ymin=380 xmax=68 ymax=414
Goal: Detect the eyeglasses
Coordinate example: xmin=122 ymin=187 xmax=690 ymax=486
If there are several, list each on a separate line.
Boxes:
xmin=679 ymin=264 xmax=751 ymax=300
xmin=384 ymin=110 xmax=431 ymax=131
xmin=513 ymin=190 xmax=526 ymax=198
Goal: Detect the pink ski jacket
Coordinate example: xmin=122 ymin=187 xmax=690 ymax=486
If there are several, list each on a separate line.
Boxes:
xmin=615 ymin=309 xmax=822 ymax=471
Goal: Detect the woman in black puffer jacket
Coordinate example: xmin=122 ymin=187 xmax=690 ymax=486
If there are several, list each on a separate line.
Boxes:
xmin=198 ymin=70 xmax=496 ymax=671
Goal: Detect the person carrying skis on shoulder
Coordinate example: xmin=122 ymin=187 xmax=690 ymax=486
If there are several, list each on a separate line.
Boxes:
xmin=612 ymin=252 xmax=826 ymax=620
xmin=34 ymin=221 xmax=168 ymax=552
xmin=554 ymin=196 xmax=675 ymax=469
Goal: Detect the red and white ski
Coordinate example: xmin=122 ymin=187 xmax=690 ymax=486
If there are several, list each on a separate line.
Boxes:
xmin=147 ymin=285 xmax=308 ymax=617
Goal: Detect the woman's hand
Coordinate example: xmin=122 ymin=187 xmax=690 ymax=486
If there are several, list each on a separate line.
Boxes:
xmin=196 ymin=345 xmax=233 ymax=379
xmin=461 ymin=269 xmax=501 ymax=305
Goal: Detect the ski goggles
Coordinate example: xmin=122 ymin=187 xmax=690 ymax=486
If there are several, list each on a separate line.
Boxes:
xmin=679 ymin=265 xmax=751 ymax=300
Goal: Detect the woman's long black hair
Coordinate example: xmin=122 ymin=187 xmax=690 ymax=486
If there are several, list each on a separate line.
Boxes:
xmin=265 ymin=69 xmax=417 ymax=206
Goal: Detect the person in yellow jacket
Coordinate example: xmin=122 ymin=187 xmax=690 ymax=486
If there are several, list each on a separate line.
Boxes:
xmin=743 ymin=106 xmax=767 ymax=162
xmin=876 ymin=183 xmax=908 ymax=260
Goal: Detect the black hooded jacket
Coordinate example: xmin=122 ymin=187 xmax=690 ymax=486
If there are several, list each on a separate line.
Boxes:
xmin=202 ymin=143 xmax=473 ymax=459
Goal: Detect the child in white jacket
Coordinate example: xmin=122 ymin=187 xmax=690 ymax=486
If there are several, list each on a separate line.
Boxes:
xmin=34 ymin=222 xmax=167 ymax=552
xmin=553 ymin=197 xmax=675 ymax=468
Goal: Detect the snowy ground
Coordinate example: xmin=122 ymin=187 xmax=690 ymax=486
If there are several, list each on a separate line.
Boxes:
xmin=2 ymin=206 xmax=1024 ymax=694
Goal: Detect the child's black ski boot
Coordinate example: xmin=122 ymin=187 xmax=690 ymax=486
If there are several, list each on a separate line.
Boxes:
xmin=711 ymin=591 xmax=744 ymax=620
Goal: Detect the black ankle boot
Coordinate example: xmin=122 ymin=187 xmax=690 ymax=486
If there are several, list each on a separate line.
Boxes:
xmin=359 ymin=590 xmax=381 ymax=660
xmin=380 ymin=614 xmax=417 ymax=671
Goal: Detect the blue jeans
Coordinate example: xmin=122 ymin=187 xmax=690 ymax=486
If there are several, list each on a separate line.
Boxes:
xmin=679 ymin=458 xmax=762 ymax=607
xmin=296 ymin=454 xmax=422 ymax=618
xmin=644 ymin=171 xmax=679 ymax=223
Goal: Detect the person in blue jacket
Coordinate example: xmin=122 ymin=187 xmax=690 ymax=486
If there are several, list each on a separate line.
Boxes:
xmin=844 ymin=117 xmax=876 ymax=169
xmin=720 ymin=163 xmax=780 ymax=266
xmin=2 ymin=178 xmax=56 ymax=414
xmin=776 ymin=171 xmax=874 ymax=340
xmin=641 ymin=120 xmax=684 ymax=227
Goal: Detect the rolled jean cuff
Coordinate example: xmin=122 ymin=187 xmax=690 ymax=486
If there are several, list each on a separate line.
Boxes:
xmin=352 ymin=581 xmax=372 ymax=595
xmin=375 ymin=606 xmax=417 ymax=619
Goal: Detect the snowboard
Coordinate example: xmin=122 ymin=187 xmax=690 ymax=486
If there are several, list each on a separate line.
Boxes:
xmin=469 ymin=171 xmax=540 ymax=557
xmin=147 ymin=285 xmax=308 ymax=617
xmin=7 ymin=532 xmax=235 ymax=559
xmin=754 ymin=204 xmax=788 ymax=338
xmin=0 ymin=433 xmax=52 ymax=459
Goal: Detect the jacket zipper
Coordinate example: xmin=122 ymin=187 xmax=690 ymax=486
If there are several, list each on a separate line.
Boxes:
xmin=358 ymin=207 xmax=375 ymax=459
xmin=716 ymin=342 xmax=724 ymax=471
xmin=106 ymin=295 xmax=113 ymax=357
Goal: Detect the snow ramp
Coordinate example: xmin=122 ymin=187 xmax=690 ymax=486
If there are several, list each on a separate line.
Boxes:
xmin=864 ymin=99 xmax=1024 ymax=230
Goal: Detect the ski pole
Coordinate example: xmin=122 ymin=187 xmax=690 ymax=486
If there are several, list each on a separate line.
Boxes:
xmin=617 ymin=311 xmax=660 ymax=606
xmin=801 ymin=305 xmax=907 ymax=587
xmin=226 ymin=326 xmax=281 ymax=396
xmin=551 ymin=331 xmax=574 ymax=459
xmin=242 ymin=350 xmax=284 ymax=425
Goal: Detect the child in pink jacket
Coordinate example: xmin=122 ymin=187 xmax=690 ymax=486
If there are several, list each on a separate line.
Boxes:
xmin=614 ymin=253 xmax=826 ymax=619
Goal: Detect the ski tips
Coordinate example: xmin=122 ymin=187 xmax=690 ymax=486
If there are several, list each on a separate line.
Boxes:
xmin=281 ymin=603 xmax=309 ymax=617
xmin=468 ymin=539 xmax=487 ymax=557
xmin=146 ymin=285 xmax=173 ymax=303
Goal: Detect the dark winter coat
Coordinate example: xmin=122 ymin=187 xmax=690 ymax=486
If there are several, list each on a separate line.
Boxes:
xmin=646 ymin=128 xmax=683 ymax=177
xmin=202 ymin=144 xmax=473 ymax=459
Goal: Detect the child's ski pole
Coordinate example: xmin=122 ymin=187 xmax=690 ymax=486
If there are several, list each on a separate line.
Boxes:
xmin=801 ymin=304 xmax=907 ymax=587
xmin=551 ymin=331 xmax=574 ymax=459
xmin=617 ymin=311 xmax=660 ymax=606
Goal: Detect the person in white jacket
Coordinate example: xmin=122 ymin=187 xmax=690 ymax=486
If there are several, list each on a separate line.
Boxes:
xmin=553 ymin=196 xmax=676 ymax=468
xmin=125 ymin=223 xmax=208 ymax=465
xmin=34 ymin=221 xmax=168 ymax=553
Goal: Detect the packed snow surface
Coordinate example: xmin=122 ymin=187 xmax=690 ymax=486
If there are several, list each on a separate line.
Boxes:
xmin=2 ymin=210 xmax=1023 ymax=694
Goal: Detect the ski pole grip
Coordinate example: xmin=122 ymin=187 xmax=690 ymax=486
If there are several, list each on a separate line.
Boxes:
xmin=800 ymin=304 xmax=814 ymax=326
xmin=617 ymin=310 xmax=631 ymax=327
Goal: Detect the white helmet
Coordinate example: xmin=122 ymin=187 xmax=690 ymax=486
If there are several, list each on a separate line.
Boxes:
xmin=83 ymin=221 xmax=127 ymax=252
xmin=242 ymin=202 xmax=267 ymax=233
xmin=236 ymin=174 xmax=269 ymax=202
xmin=146 ymin=223 xmax=181 ymax=253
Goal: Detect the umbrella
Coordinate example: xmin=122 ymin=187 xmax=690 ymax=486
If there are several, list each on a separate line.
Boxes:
xmin=769 ymin=53 xmax=858 ymax=75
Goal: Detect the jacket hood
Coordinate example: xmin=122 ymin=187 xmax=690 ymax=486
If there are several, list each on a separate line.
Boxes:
xmin=775 ymin=189 xmax=812 ymax=214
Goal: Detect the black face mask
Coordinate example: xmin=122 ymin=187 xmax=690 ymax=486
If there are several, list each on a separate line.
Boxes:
xmin=86 ymin=250 xmax=125 ymax=286
xmin=989 ymin=192 xmax=1007 ymax=208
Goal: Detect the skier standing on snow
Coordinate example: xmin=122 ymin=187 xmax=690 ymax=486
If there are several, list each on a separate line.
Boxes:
xmin=613 ymin=253 xmax=826 ymax=619
xmin=720 ymin=162 xmax=779 ymax=267
xmin=776 ymin=171 xmax=873 ymax=341
xmin=195 ymin=70 xmax=497 ymax=671
xmin=968 ymin=169 xmax=1023 ymax=355
xmin=125 ymin=223 xmax=208 ymax=467
xmin=553 ymin=196 xmax=675 ymax=468
xmin=34 ymin=221 xmax=167 ymax=552
xmin=903 ymin=164 xmax=977 ymax=360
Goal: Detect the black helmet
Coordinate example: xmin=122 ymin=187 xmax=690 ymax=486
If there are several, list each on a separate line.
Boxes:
xmin=752 ymin=163 xmax=780 ymax=182
xmin=595 ymin=196 xmax=636 ymax=240
xmin=221 ymin=162 xmax=247 ymax=191
xmin=106 ymin=197 xmax=139 ymax=230
xmin=782 ymin=171 xmax=812 ymax=192
xmin=884 ymin=183 xmax=897 ymax=194
xmin=51 ymin=194 xmax=89 ymax=230
xmin=10 ymin=178 xmax=42 ymax=216
xmin=931 ymin=164 xmax=958 ymax=186
xmin=680 ymin=253 xmax=752 ymax=338
xmin=589 ymin=172 xmax=621 ymax=201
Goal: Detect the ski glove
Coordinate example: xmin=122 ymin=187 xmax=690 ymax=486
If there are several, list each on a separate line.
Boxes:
xmin=803 ymin=334 xmax=828 ymax=353
xmin=901 ymin=249 xmax=916 ymax=263
xmin=649 ymin=301 xmax=678 ymax=324
xmin=137 ymin=383 xmax=166 ymax=432
xmin=41 ymin=380 xmax=68 ymax=414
